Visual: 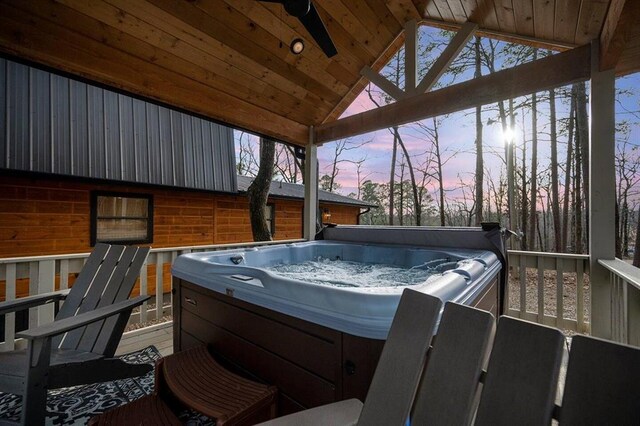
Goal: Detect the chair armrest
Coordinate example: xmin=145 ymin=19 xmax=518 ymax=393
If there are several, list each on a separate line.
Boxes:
xmin=256 ymin=399 xmax=363 ymax=426
xmin=0 ymin=289 xmax=71 ymax=315
xmin=16 ymin=295 xmax=150 ymax=340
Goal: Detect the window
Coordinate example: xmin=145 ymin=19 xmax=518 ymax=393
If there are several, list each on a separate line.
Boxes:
xmin=265 ymin=203 xmax=275 ymax=236
xmin=91 ymin=192 xmax=153 ymax=245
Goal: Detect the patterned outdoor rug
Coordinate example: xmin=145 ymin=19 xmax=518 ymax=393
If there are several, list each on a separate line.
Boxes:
xmin=0 ymin=346 xmax=212 ymax=425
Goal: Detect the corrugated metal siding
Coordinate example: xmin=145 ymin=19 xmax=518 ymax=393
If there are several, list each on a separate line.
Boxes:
xmin=0 ymin=58 xmax=237 ymax=193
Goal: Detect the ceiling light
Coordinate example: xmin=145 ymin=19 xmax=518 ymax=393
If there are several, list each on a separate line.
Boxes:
xmin=290 ymin=38 xmax=305 ymax=55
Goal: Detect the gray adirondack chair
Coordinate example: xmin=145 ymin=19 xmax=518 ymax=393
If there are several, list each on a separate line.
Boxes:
xmin=0 ymin=243 xmax=152 ymax=426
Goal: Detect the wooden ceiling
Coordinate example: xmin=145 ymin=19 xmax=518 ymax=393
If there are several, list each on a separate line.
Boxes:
xmin=0 ymin=1 xmax=638 ymax=146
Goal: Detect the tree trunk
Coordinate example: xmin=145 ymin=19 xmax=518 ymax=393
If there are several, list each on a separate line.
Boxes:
xmin=633 ymin=210 xmax=640 ymax=267
xmin=247 ymin=138 xmax=276 ymax=241
xmin=576 ymin=82 xmax=589 ymax=250
xmin=474 ymin=36 xmax=484 ymax=226
xmin=575 ymin=120 xmax=584 ymax=253
xmin=562 ymin=89 xmax=576 ymax=252
xmin=434 ymin=118 xmax=446 ymax=226
xmin=395 ymin=129 xmax=422 ymax=225
xmin=528 ymin=91 xmax=538 ymax=250
xmin=549 ymin=88 xmax=562 ymax=252
xmin=389 ymin=129 xmax=398 ymax=225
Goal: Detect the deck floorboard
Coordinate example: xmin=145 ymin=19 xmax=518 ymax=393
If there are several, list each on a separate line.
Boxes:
xmin=116 ymin=321 xmax=173 ymax=357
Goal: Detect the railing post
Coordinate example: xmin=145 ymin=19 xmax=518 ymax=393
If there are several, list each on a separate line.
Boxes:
xmin=140 ymin=258 xmax=148 ymax=323
xmin=576 ymin=258 xmax=586 ymax=333
xmin=537 ymin=256 xmax=545 ymax=324
xmin=4 ymin=264 xmax=16 ymax=351
xmin=156 ymin=252 xmax=164 ymax=320
xmin=556 ymin=258 xmax=564 ymax=329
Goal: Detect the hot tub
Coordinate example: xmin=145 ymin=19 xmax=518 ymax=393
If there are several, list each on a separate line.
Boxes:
xmin=172 ymin=225 xmax=507 ymax=414
xmin=172 ymin=240 xmax=500 ymax=339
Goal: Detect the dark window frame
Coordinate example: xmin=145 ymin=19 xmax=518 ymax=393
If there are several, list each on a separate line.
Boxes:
xmin=265 ymin=203 xmax=276 ymax=237
xmin=90 ymin=191 xmax=154 ymax=246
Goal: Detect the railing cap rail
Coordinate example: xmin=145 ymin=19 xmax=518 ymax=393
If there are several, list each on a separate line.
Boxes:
xmin=508 ymin=250 xmax=590 ymax=260
xmin=0 ymin=239 xmax=307 ymax=264
xmin=598 ymin=258 xmax=640 ymax=290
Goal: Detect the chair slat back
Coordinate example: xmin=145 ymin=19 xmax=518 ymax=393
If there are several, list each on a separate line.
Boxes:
xmin=91 ymin=247 xmax=150 ymax=356
xmin=52 ymin=244 xmax=111 ymax=348
xmin=411 ymin=302 xmax=495 ymax=426
xmin=56 ymin=245 xmax=149 ymax=354
xmin=559 ymin=335 xmax=640 ymax=425
xmin=474 ymin=316 xmax=564 ymax=426
xmin=356 ymin=289 xmax=442 ymax=426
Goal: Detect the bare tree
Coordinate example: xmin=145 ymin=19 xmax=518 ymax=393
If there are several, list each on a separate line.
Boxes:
xmin=247 ymin=138 xmax=275 ymax=241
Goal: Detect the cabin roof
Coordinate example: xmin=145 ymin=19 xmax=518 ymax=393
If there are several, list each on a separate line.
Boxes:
xmin=2 ymin=1 xmax=637 ymax=147
xmin=236 ymin=175 xmax=377 ymax=208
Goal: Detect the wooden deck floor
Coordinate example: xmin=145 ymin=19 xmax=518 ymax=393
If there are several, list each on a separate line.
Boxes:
xmin=116 ymin=321 xmax=174 ymax=357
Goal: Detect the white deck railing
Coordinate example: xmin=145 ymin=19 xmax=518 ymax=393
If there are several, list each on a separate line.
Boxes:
xmin=5 ymin=245 xmax=635 ymax=351
xmin=0 ymin=239 xmax=304 ymax=352
xmin=598 ymin=258 xmax=640 ymax=346
xmin=506 ymin=250 xmax=591 ymax=333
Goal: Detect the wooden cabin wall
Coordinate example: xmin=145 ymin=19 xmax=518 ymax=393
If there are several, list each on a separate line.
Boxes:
xmin=0 ymin=175 xmax=361 ymax=299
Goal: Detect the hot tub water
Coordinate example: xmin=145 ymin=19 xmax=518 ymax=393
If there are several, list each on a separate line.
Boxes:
xmin=267 ymin=257 xmax=455 ymax=288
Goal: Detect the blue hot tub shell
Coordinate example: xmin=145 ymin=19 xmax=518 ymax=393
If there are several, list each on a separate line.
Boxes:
xmin=172 ymin=240 xmax=501 ymax=339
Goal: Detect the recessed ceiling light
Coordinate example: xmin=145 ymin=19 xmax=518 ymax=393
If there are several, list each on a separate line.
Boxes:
xmin=290 ymin=38 xmax=305 ymax=55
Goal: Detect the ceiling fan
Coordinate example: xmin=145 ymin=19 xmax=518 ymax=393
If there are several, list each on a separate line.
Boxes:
xmin=259 ymin=0 xmax=338 ymax=58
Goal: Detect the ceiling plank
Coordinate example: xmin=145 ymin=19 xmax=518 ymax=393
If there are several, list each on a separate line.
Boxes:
xmin=0 ymin=3 xmax=309 ymax=145
xmin=533 ymin=0 xmax=556 ymax=40
xmin=316 ymin=44 xmax=591 ymax=143
xmin=423 ymin=0 xmax=444 ymax=20
xmin=512 ymin=0 xmax=535 ymax=37
xmin=317 ymin=0 xmax=388 ymax=55
xmin=493 ymin=0 xmax=517 ymax=34
xmin=600 ymin=0 xmax=640 ymax=70
xmin=386 ymin=0 xmax=423 ymax=24
xmin=554 ymin=0 xmax=582 ymax=44
xmin=432 ymin=0 xmax=457 ymax=22
xmin=575 ymin=0 xmax=610 ymax=46
xmin=447 ymin=0 xmax=472 ymax=22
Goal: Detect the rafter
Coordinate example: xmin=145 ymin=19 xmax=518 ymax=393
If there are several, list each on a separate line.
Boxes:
xmin=415 ymin=22 xmax=477 ymax=93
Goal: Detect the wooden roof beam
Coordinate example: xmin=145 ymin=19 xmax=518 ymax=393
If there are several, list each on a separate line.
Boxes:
xmin=600 ymin=0 xmax=640 ymax=71
xmin=315 ymin=44 xmax=591 ymax=144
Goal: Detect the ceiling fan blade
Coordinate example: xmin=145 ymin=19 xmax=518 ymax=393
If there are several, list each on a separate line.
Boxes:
xmin=298 ymin=3 xmax=338 ymax=58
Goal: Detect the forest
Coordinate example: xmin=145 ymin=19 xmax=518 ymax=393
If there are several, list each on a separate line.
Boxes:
xmin=236 ymin=26 xmax=640 ymax=263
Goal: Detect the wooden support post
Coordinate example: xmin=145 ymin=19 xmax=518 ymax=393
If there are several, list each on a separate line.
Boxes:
xmin=303 ymin=126 xmax=318 ymax=240
xmin=589 ymin=41 xmax=616 ymax=339
xmin=404 ymin=20 xmax=417 ymax=93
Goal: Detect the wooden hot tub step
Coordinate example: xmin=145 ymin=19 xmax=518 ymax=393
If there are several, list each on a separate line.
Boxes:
xmin=91 ymin=345 xmax=277 ymax=425
xmin=161 ymin=345 xmax=278 ymax=425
